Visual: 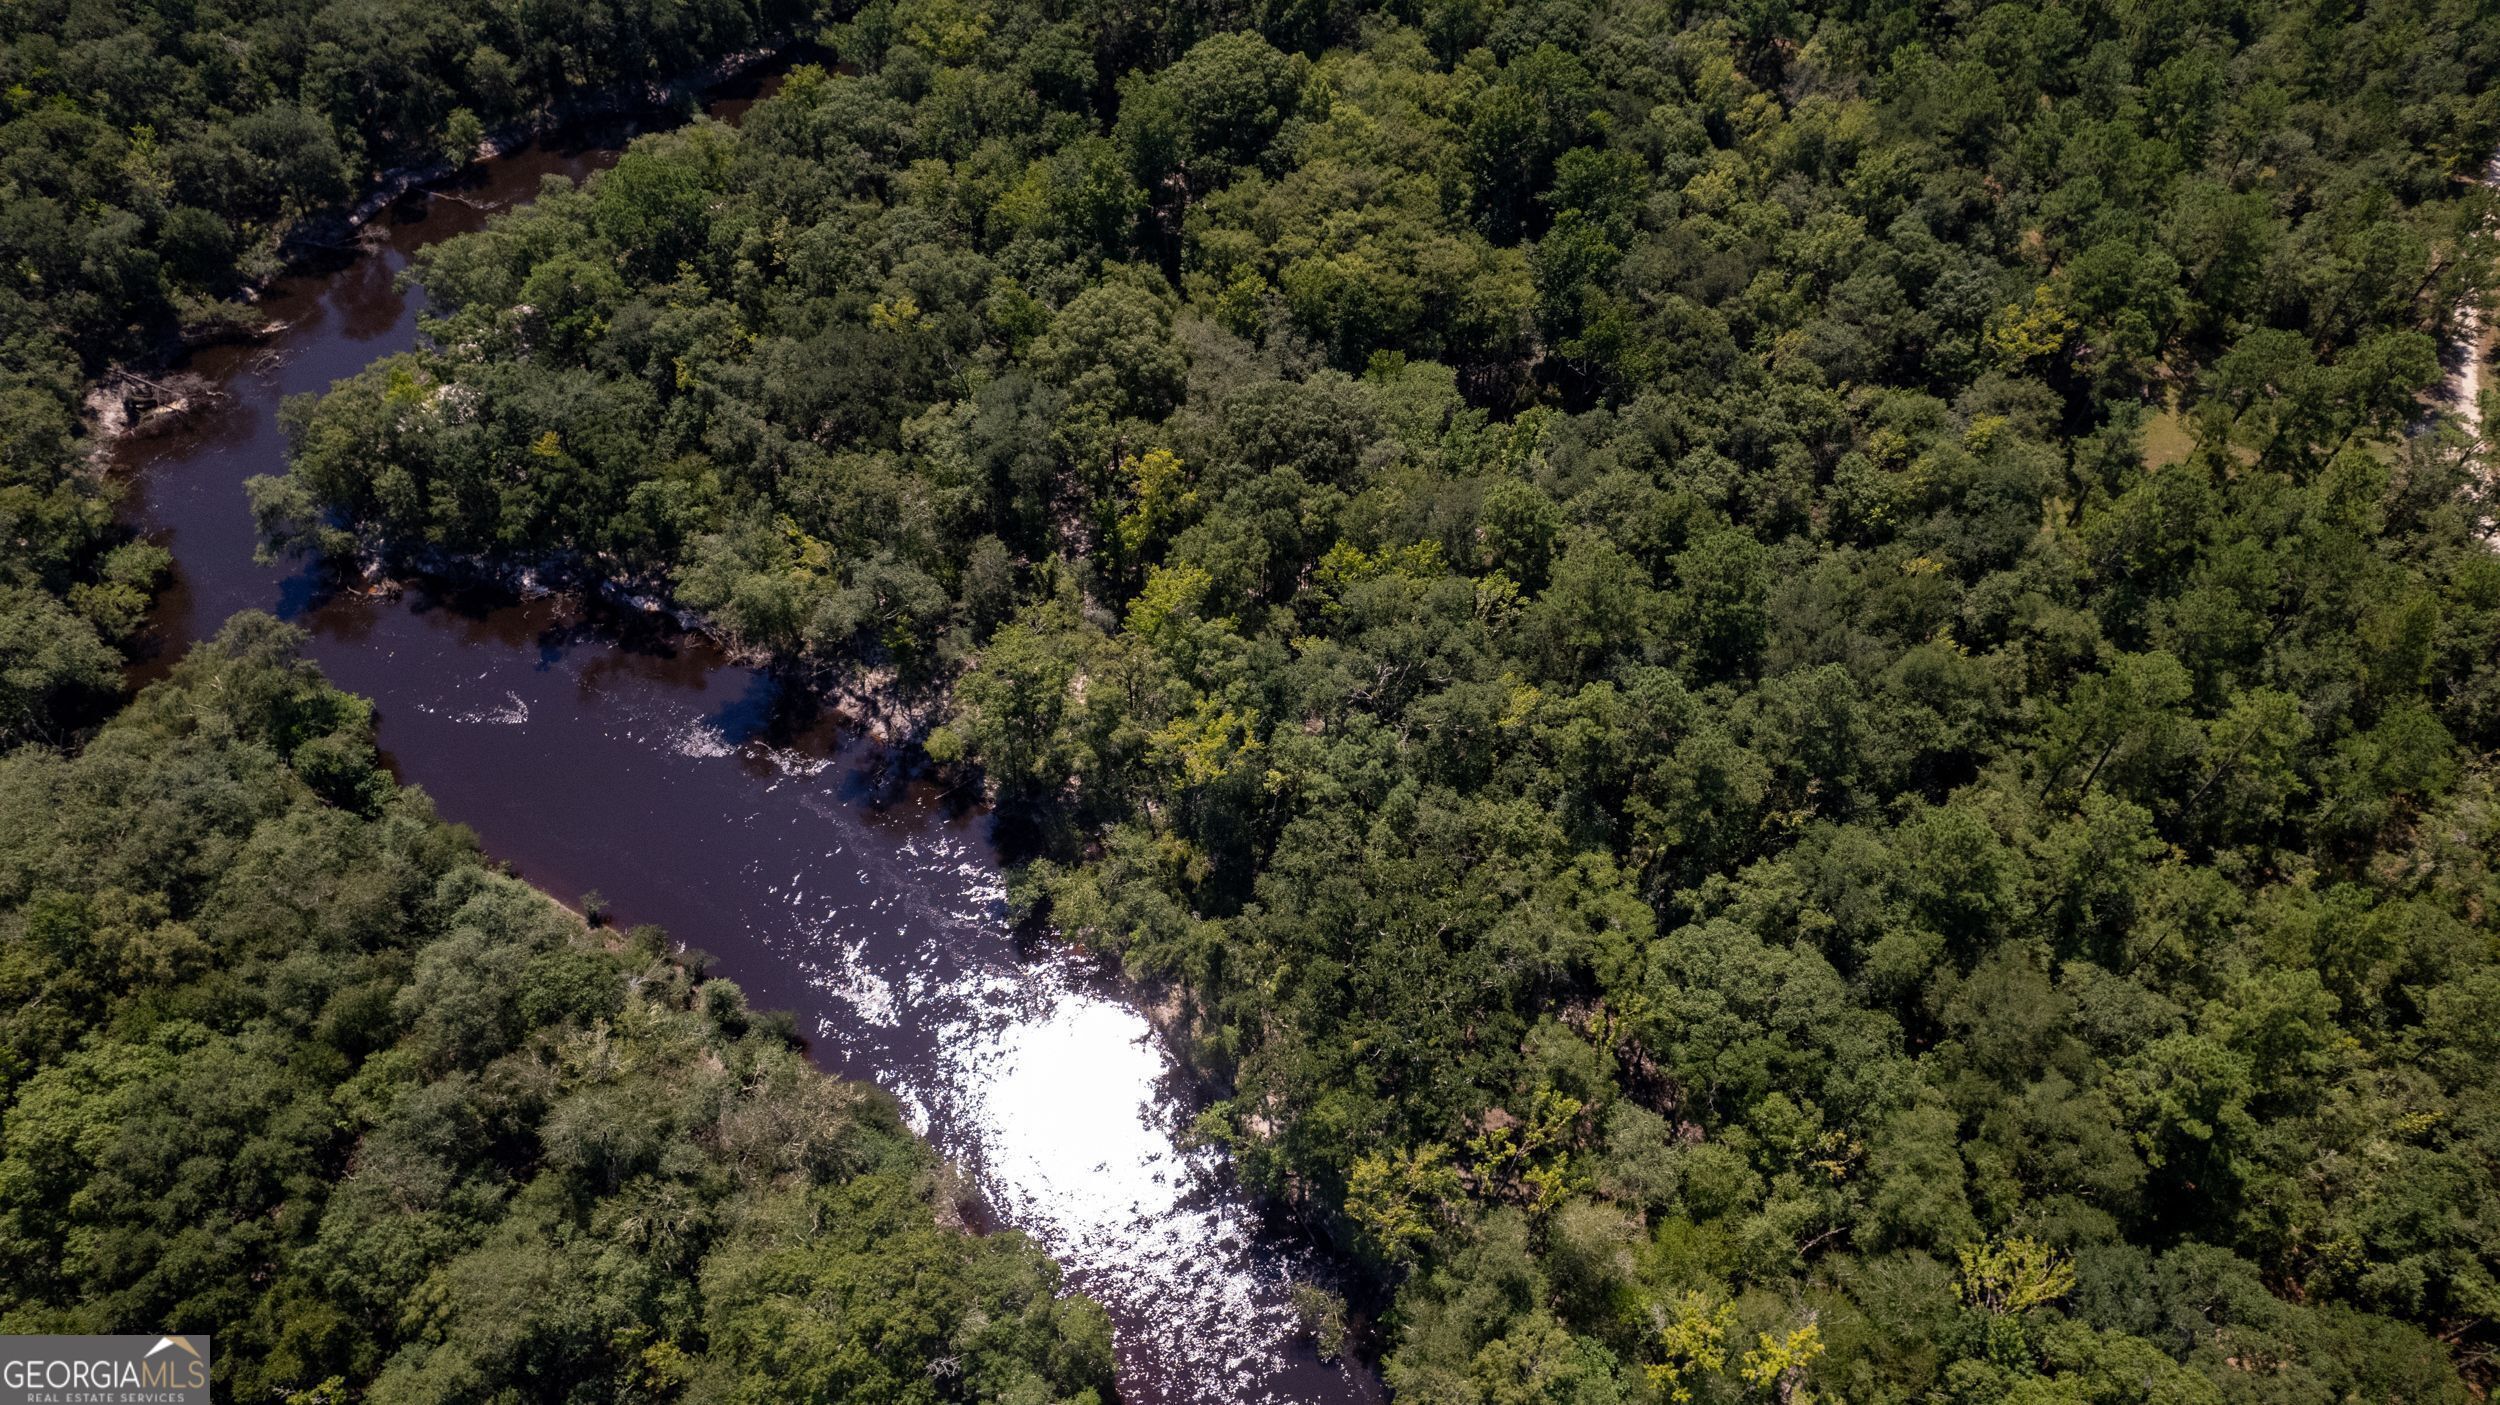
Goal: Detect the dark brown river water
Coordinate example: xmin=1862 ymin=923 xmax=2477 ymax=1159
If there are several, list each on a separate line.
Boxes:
xmin=110 ymin=64 xmax=1379 ymax=1405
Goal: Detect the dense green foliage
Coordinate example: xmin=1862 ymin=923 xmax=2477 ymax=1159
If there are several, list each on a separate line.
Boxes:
xmin=260 ymin=0 xmax=2500 ymax=1399
xmin=0 ymin=0 xmax=860 ymax=751
xmin=0 ymin=615 xmax=1115 ymax=1404
xmin=0 ymin=293 xmax=157 ymax=748
xmin=4 ymin=0 xmax=840 ymax=364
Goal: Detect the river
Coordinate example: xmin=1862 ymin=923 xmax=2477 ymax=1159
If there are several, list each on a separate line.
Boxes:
xmin=108 ymin=61 xmax=1379 ymax=1405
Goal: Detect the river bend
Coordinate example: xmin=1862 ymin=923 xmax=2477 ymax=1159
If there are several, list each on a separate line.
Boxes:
xmin=110 ymin=68 xmax=1376 ymax=1405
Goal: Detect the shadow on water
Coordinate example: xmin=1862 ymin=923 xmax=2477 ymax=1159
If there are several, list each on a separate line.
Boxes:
xmin=105 ymin=51 xmax=1382 ymax=1405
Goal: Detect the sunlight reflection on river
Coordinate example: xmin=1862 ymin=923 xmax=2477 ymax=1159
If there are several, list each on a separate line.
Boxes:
xmin=781 ymin=773 xmax=1310 ymax=1398
xmin=536 ymin=688 xmax=1360 ymax=1402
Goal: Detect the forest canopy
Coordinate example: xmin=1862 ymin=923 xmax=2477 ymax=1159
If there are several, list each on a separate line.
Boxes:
xmin=3 ymin=0 xmax=845 ymax=365
xmin=0 ymin=0 xmax=854 ymax=748
xmin=0 ymin=615 xmax=1116 ymax=1403
xmin=254 ymin=0 xmax=2500 ymax=1399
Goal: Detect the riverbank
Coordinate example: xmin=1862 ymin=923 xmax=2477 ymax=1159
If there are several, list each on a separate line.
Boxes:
xmin=317 ymin=47 xmax=791 ymax=241
xmin=346 ymin=545 xmax=951 ymax=744
xmin=82 ymin=43 xmax=806 ymax=445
